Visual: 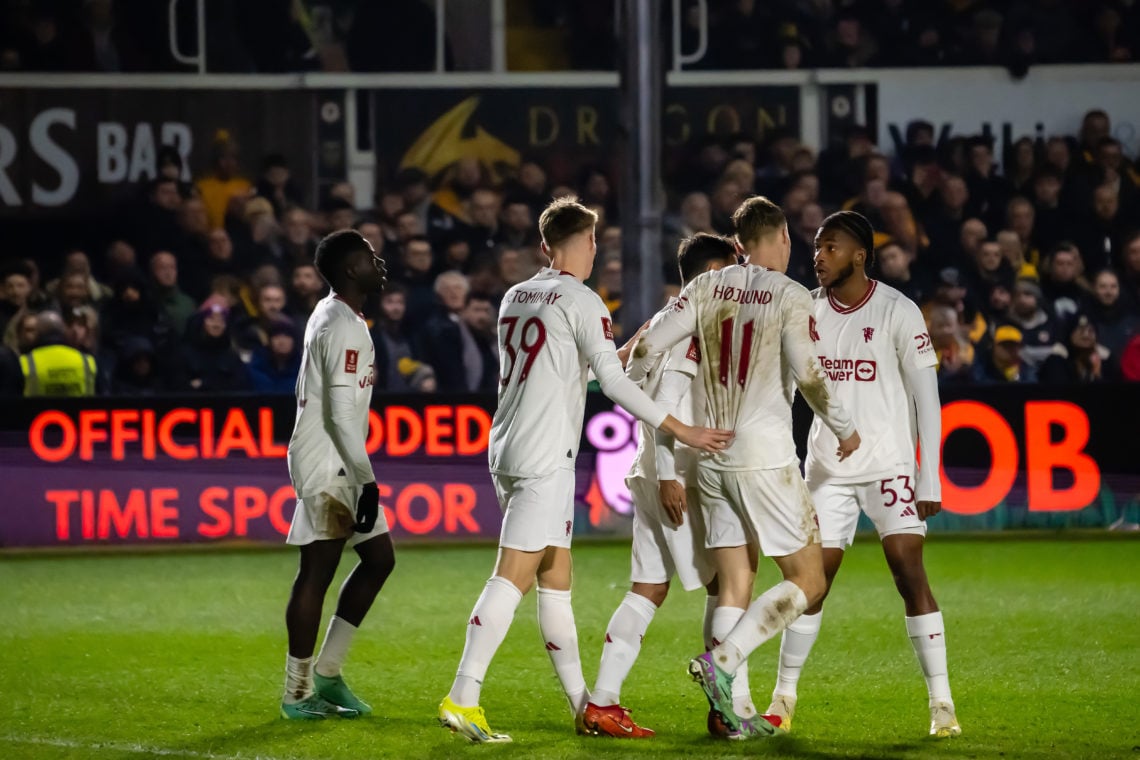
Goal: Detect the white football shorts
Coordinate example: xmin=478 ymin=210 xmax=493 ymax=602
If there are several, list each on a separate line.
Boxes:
xmin=699 ymin=463 xmax=820 ymax=558
xmin=287 ymin=483 xmax=390 ymax=547
xmin=627 ymin=476 xmax=713 ymax=591
xmin=492 ymin=468 xmax=576 ymax=552
xmin=809 ymin=473 xmax=927 ymax=550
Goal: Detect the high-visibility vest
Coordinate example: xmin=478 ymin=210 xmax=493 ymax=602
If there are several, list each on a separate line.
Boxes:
xmin=19 ymin=345 xmax=97 ymax=397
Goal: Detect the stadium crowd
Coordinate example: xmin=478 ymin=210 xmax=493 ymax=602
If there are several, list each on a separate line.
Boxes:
xmin=2 ymin=107 xmax=1140 ymax=396
xmin=2 ymin=0 xmax=1139 ymax=74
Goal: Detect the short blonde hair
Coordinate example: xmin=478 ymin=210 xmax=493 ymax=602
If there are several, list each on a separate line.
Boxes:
xmin=538 ymin=196 xmax=597 ymax=249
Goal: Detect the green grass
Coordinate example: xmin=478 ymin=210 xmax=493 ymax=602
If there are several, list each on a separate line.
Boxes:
xmin=2 ymin=538 xmax=1138 ymax=759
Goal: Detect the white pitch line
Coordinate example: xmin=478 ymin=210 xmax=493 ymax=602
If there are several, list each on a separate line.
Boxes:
xmin=0 ymin=735 xmax=290 ymax=760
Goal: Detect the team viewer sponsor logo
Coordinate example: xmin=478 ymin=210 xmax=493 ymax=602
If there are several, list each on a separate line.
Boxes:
xmin=817 ymin=356 xmax=877 ymax=382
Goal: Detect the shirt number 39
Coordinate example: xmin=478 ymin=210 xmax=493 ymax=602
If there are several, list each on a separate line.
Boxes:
xmin=500 ymin=316 xmax=547 ymax=386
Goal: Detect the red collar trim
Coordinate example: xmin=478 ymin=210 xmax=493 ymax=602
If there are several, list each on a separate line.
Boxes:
xmin=558 ymin=270 xmax=574 ymax=277
xmin=827 ymin=279 xmax=877 ymax=314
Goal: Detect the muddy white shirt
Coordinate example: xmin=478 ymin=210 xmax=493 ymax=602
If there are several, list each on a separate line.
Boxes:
xmin=805 ymin=280 xmax=938 ymax=486
xmin=288 ymin=294 xmax=376 ymax=498
xmin=629 ymin=264 xmax=854 ymax=471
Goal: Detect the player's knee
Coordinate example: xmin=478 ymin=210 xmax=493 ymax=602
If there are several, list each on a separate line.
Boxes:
xmin=794 ymin=569 xmax=827 ymax=607
xmin=632 ymin=582 xmax=669 ymax=607
xmin=365 ymin=549 xmax=395 ymax=581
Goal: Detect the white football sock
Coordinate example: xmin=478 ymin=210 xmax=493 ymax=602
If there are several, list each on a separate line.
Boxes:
xmin=315 ymin=615 xmax=357 ymax=678
xmin=715 ymin=580 xmax=809 ymax=674
xmin=906 ymin=611 xmax=953 ymax=706
xmin=592 ymin=591 xmax=657 ymax=707
xmin=711 ymin=606 xmax=755 ymax=718
xmin=774 ymin=610 xmax=822 ymax=698
xmin=702 ymin=595 xmax=718 ymax=651
xmin=537 ymin=587 xmax=589 ymax=715
xmin=283 ymin=654 xmax=313 ymax=704
xmin=449 ymin=576 xmax=523 ymax=707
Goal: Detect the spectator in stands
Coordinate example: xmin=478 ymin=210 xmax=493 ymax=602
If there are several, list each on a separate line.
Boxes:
xmin=1005 ymin=137 xmax=1039 ymax=195
xmin=4 ymin=309 xmax=40 ymax=354
xmin=595 ymin=255 xmax=623 ymax=338
xmin=256 ymin=154 xmax=304 ymax=218
xmin=175 ymin=196 xmax=212 ymax=270
xmin=968 ymin=238 xmax=1015 ymax=293
xmin=287 ymin=263 xmax=325 ymax=324
xmin=877 ymin=241 xmax=928 ymax=304
xmin=965 ymin=136 xmax=1012 ymax=231
xmin=395 ymin=168 xmax=431 ymax=230
xmin=280 ymin=206 xmax=318 ymax=269
xmin=972 ymin=325 xmax=1038 ymax=383
xmin=710 ymin=177 xmax=746 ymax=234
xmin=416 ymin=271 xmax=474 ymax=393
xmin=0 ymin=343 xmax=23 ymax=396
xmin=235 ymin=283 xmax=288 ymax=354
xmin=1077 ymin=183 xmax=1129 ymax=271
xmin=922 ymin=173 xmax=969 ymax=268
xmin=927 ymin=303 xmax=975 ymax=384
xmin=100 ymin=269 xmax=175 ymax=363
xmin=396 ymin=211 xmax=426 ymax=245
xmin=189 ymin=228 xmax=242 ymax=301
xmin=1087 ymin=268 xmax=1140 ymax=357
xmin=428 ymin=157 xmax=483 ymax=241
xmin=998 ymin=229 xmax=1038 ymax=280
xmin=248 ymin=317 xmax=302 ymax=394
xmin=355 ymin=221 xmax=386 ymax=267
xmin=824 ymin=11 xmax=879 ymax=67
xmin=45 ymin=251 xmax=111 ymax=306
xmin=462 ymin=187 xmax=502 ymax=255
xmin=1031 ymin=165 xmax=1068 ymax=253
xmin=195 ymin=131 xmax=252 ymax=230
xmin=579 ymin=166 xmax=617 ymax=223
xmin=323 ymin=196 xmax=358 ymax=234
xmin=20 ymin=310 xmax=97 ymax=396
xmin=1007 ymin=278 xmax=1058 ymax=368
xmin=440 ymin=237 xmax=473 ymax=273
xmin=787 ymin=201 xmax=824 ymax=288
xmin=467 ymin=255 xmax=506 ymax=306
xmin=1121 ymin=232 xmax=1140 ymax=304
xmin=51 ymin=271 xmax=93 ymax=315
xmin=1086 ymin=4 xmax=1134 ymax=63
xmin=1006 ymin=196 xmax=1041 ymax=269
xmin=179 ymin=300 xmax=250 ymax=393
xmin=149 ymin=251 xmax=196 ymax=335
xmin=110 ymin=336 xmax=165 ymax=395
xmin=1040 ymin=242 xmax=1089 ymax=320
xmin=63 ymin=306 xmax=99 ymax=356
xmin=129 ymin=177 xmax=183 ymax=259
xmin=371 ymin=282 xmax=435 ymax=393
xmin=103 ymin=239 xmax=138 ymax=283
xmin=498 ymin=197 xmax=537 ymax=248
xmin=457 ymin=292 xmax=499 ymax=393
xmin=1040 ymin=311 xmax=1122 ymax=383
xmin=958 ymin=217 xmax=989 ymax=269
xmin=401 ymin=235 xmax=439 ymax=328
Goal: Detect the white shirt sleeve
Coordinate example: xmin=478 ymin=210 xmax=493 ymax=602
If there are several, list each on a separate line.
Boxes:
xmin=893 ymin=298 xmax=939 ymax=370
xmin=903 ymin=364 xmax=942 ymax=502
xmin=653 ymin=366 xmax=691 ymax=481
xmin=782 ymin=287 xmax=856 ymax=440
xmin=572 ymin=292 xmax=668 ymax=428
xmin=319 ymin=327 xmax=374 ymax=485
xmin=627 ymin=289 xmax=699 ymax=383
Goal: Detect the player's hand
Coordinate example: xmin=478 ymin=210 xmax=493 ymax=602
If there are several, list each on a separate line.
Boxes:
xmin=917 ymin=500 xmax=941 ymax=521
xmin=616 ymin=319 xmax=652 ymax=368
xmin=659 ymin=480 xmax=687 ymax=526
xmin=673 ymin=422 xmax=734 ymax=453
xmin=354 ymin=482 xmax=380 ymax=533
xmin=836 ymin=430 xmax=861 ymax=461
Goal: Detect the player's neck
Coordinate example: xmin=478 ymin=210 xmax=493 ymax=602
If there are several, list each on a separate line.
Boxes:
xmin=744 ymin=242 xmax=785 ymax=273
xmin=332 ymin=288 xmax=365 ymax=314
xmin=548 ymin=251 xmax=587 ymax=281
xmin=830 ymin=274 xmax=872 ymax=306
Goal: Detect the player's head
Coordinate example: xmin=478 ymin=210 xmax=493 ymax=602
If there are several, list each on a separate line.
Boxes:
xmin=314 ymin=229 xmax=386 ymax=294
xmin=731 ymin=195 xmax=790 ymax=272
xmin=538 ymin=196 xmax=598 ymax=270
xmin=676 ymin=233 xmax=737 ymax=286
xmin=814 ymin=210 xmax=875 ymax=290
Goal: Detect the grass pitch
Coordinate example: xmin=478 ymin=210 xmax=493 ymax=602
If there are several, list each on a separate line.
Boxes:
xmin=1 ymin=537 xmax=1137 ymax=759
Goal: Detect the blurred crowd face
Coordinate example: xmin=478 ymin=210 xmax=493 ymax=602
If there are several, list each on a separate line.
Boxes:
xmin=989 ymin=284 xmax=1012 ymax=314
xmin=798 ymin=203 xmax=824 ymax=238
xmin=1081 ymin=112 xmax=1110 ymax=149
xmin=928 ymin=305 xmax=960 ymax=348
xmin=724 ymin=160 xmax=755 ymax=193
xmin=203 ymin=310 xmax=227 ymax=338
xmin=437 ymin=275 xmax=469 ymax=313
xmin=518 ymin=162 xmax=546 ymax=195
xmin=969 ymin=143 xmax=994 ymax=177
xmin=380 ymin=291 xmax=406 ymax=323
xmin=997 ymin=230 xmax=1024 ymax=266
xmin=865 ymin=155 xmax=891 ymax=184
xmin=941 ymin=176 xmax=969 ymax=213
xmin=152 ymin=180 xmax=181 ymax=211
xmin=65 ymin=312 xmax=93 ymax=352
xmin=978 ymin=241 xmax=1003 ymax=273
xmin=60 ymin=273 xmax=90 ymax=308
xmin=106 ymin=240 xmax=137 ymax=272
xmin=1050 ymin=249 xmax=1081 ymax=283
xmin=396 ymin=212 xmax=423 ymax=242
xmin=502 ymin=202 xmax=533 ymax=234
xmin=1007 ymin=199 xmax=1035 ymax=242
xmin=1094 ymin=270 xmax=1120 ymax=306
xmin=1013 ymin=139 xmax=1036 ymax=175
xmin=208 ymin=229 xmax=234 ymax=262
xmin=2 ymin=273 xmax=30 ymax=309
xmin=600 ymin=258 xmax=622 ymax=295
xmin=291 ymin=265 xmax=323 ymax=298
xmin=1034 ymin=173 xmax=1062 ymax=207
xmin=283 ymin=209 xmax=313 ymax=246
xmin=329 ymin=207 xmax=357 ymax=231
xmin=403 ymin=240 xmax=433 ymax=275
xmin=150 ymin=252 xmax=179 ymax=289
xmin=877 ymin=244 xmax=909 ymax=280
xmin=470 ymin=190 xmax=501 ymax=229
xmin=379 ymin=191 xmax=405 ymax=222
xmin=1097 ymin=140 xmax=1124 ymax=174
xmin=993 ymin=339 xmax=1022 ymax=371
xmin=1046 ymin=138 xmax=1071 ymax=172
xmin=179 ymin=198 xmax=210 ymax=236
xmin=1069 ymin=318 xmax=1097 ymax=351
xmin=357 ymin=222 xmax=385 ymax=256
xmin=63 ymin=251 xmax=92 ymax=278
xmin=17 ymin=313 xmax=39 ymax=352
xmin=454 ymin=158 xmax=482 ymax=192
xmin=1012 ymin=284 xmax=1039 ymax=317
xmin=461 ymin=297 xmax=495 ymax=334
xmin=681 ymin=192 xmax=712 ymax=232
xmin=1126 ymin=238 xmax=1140 ymax=275
xmin=258 ymin=285 xmax=286 ymax=321
xmin=270 ymin=331 xmax=295 ymax=359
xmin=1093 ymin=185 xmax=1119 ymax=221
xmin=864 ymin=178 xmax=888 ymax=208
xmin=712 ymin=180 xmax=745 ymax=217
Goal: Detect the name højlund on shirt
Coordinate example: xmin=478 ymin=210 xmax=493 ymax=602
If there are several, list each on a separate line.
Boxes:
xmin=507 ymin=289 xmax=564 ymax=305
xmin=712 ymin=285 xmax=772 ymax=304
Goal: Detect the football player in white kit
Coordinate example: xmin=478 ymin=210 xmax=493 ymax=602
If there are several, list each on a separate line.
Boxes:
xmin=281 ymin=230 xmax=394 ymax=720
xmin=582 ymin=233 xmax=739 ymax=739
xmin=763 ymin=210 xmax=961 ymax=738
xmin=627 ymin=196 xmax=861 ymax=739
xmin=438 ymin=197 xmax=734 ymax=743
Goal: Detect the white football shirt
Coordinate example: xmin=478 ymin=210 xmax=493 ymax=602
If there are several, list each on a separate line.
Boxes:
xmin=805 ymin=279 xmax=937 ymax=484
xmin=628 ymin=298 xmax=703 ymax=483
xmin=288 ymin=294 xmax=376 ymax=498
xmin=630 ymin=264 xmax=854 ymax=471
xmin=489 ymin=267 xmax=664 ymax=478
